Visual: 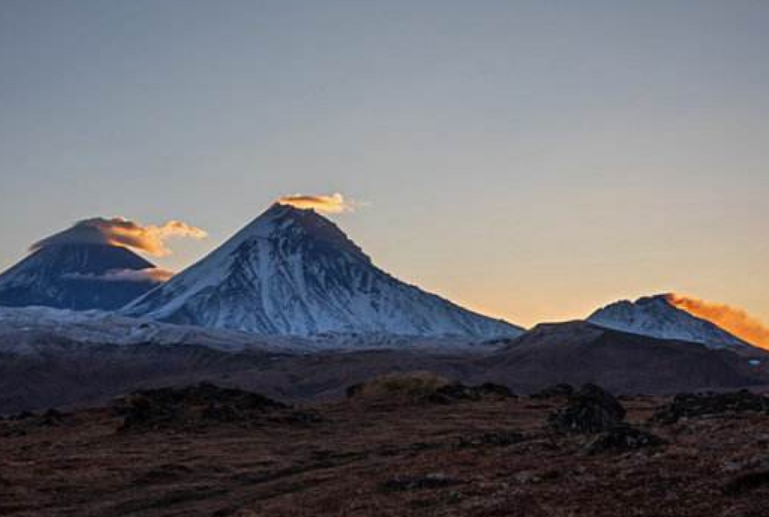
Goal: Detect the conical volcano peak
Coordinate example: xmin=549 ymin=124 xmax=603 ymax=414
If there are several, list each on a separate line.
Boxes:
xmin=0 ymin=241 xmax=164 ymax=311
xmin=124 ymin=201 xmax=523 ymax=339
xmin=633 ymin=294 xmax=677 ymax=308
xmin=265 ymin=202 xmax=348 ymax=236
xmin=32 ymin=242 xmax=155 ymax=273
xmin=230 ymin=202 xmax=370 ymax=264
xmin=588 ymin=294 xmax=751 ymax=350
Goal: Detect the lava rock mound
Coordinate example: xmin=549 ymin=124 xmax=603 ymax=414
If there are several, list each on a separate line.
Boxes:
xmin=530 ymin=383 xmax=575 ymax=399
xmin=380 ymin=473 xmax=459 ymax=492
xmin=431 ymin=382 xmax=514 ymax=403
xmin=585 ymin=424 xmax=665 ymax=455
xmin=653 ymin=390 xmax=769 ymax=425
xmin=114 ymin=382 xmax=289 ymax=431
xmin=548 ymin=384 xmax=626 ymax=435
xmin=346 ymin=372 xmax=513 ymax=405
xmin=456 ymin=430 xmax=526 ymax=449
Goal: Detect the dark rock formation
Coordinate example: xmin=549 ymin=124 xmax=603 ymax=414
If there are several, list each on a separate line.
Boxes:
xmin=380 ymin=473 xmax=458 ymax=492
xmin=653 ymin=390 xmax=769 ymax=424
xmin=585 ymin=424 xmax=665 ymax=455
xmin=114 ymin=382 xmax=288 ymax=431
xmin=548 ymin=384 xmax=626 ymax=435
xmin=346 ymin=373 xmax=513 ymax=405
xmin=723 ymin=470 xmax=769 ymax=496
xmin=428 ymin=382 xmax=514 ymax=403
xmin=456 ymin=430 xmax=525 ymax=449
xmin=531 ymin=383 xmax=575 ymax=399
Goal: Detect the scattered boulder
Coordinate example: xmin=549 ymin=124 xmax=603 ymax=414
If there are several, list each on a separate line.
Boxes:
xmin=512 ymin=469 xmax=559 ymax=485
xmin=456 ymin=430 xmax=525 ymax=449
xmin=429 ymin=382 xmax=514 ymax=403
xmin=531 ymin=384 xmax=575 ymax=399
xmin=585 ymin=424 xmax=665 ymax=455
xmin=40 ymin=409 xmax=64 ymax=426
xmin=9 ymin=410 xmax=35 ymax=421
xmin=114 ymin=383 xmax=289 ymax=431
xmin=548 ymin=384 xmax=626 ymax=435
xmin=346 ymin=372 xmax=451 ymax=400
xmin=278 ymin=409 xmax=322 ymax=425
xmin=721 ymin=456 xmax=769 ymax=473
xmin=723 ymin=470 xmax=769 ymax=496
xmin=653 ymin=390 xmax=769 ymax=425
xmin=380 ymin=473 xmax=458 ymax=492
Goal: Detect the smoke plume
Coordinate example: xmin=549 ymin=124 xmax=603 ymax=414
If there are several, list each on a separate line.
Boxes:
xmin=31 ymin=217 xmax=208 ymax=257
xmin=277 ymin=193 xmax=356 ymax=214
xmin=666 ymin=293 xmax=769 ymax=350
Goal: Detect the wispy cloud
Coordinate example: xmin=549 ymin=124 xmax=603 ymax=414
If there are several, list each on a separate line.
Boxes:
xmin=277 ymin=193 xmax=359 ymax=214
xmin=31 ymin=217 xmax=208 ymax=257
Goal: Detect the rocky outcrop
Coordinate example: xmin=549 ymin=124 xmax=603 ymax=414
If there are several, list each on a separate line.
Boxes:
xmin=114 ymin=383 xmax=290 ymax=431
xmin=548 ymin=384 xmax=626 ymax=434
xmin=653 ymin=390 xmax=769 ymax=424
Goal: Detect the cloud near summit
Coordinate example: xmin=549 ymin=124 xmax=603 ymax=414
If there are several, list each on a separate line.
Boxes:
xmin=277 ymin=193 xmax=358 ymax=214
xmin=31 ymin=217 xmax=208 ymax=257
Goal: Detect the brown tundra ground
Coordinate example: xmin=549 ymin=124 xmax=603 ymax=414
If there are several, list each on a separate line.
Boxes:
xmin=1 ymin=385 xmax=769 ymax=517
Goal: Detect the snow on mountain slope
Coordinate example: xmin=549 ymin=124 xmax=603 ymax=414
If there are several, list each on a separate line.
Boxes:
xmin=0 ymin=306 xmax=317 ymax=354
xmin=0 ymin=243 xmax=163 ymax=311
xmin=0 ymin=306 xmax=504 ymax=357
xmin=123 ymin=204 xmax=523 ymax=339
xmin=588 ymin=295 xmax=751 ymax=350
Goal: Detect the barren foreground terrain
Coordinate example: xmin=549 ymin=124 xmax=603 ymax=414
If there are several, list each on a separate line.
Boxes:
xmin=1 ymin=383 xmax=769 ymax=517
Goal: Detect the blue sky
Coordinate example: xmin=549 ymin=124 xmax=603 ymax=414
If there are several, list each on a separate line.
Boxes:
xmin=1 ymin=0 xmax=767 ymax=326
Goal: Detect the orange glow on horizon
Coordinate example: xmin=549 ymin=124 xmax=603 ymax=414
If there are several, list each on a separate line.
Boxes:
xmin=666 ymin=293 xmax=769 ymax=350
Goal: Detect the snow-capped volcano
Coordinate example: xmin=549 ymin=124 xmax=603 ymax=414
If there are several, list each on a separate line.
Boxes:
xmin=588 ymin=294 xmax=750 ymax=349
xmin=123 ymin=204 xmax=522 ymax=338
xmin=0 ymin=243 xmax=165 ymax=311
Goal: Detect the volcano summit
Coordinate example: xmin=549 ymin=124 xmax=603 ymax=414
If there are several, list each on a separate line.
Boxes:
xmin=124 ymin=204 xmax=522 ymax=338
xmin=588 ymin=294 xmax=754 ymax=350
xmin=0 ymin=241 xmax=167 ymax=311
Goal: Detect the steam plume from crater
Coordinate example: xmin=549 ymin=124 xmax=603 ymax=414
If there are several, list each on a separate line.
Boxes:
xmin=277 ymin=193 xmax=356 ymax=214
xmin=31 ymin=217 xmax=208 ymax=257
xmin=666 ymin=293 xmax=769 ymax=350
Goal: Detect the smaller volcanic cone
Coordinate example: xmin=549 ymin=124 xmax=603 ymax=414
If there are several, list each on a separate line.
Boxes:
xmin=588 ymin=294 xmax=756 ymax=350
xmin=0 ymin=216 xmax=206 ymax=311
xmin=0 ymin=243 xmax=165 ymax=310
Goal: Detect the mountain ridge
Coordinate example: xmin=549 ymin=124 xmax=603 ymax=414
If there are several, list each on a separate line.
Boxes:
xmin=587 ymin=294 xmax=753 ymax=350
xmin=124 ymin=204 xmax=523 ymax=339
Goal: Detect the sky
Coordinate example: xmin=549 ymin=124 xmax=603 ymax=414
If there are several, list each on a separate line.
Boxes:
xmin=0 ymin=0 xmax=767 ymax=327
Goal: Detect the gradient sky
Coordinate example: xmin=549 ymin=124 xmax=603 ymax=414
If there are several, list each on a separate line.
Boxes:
xmin=1 ymin=0 xmax=767 ymax=327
